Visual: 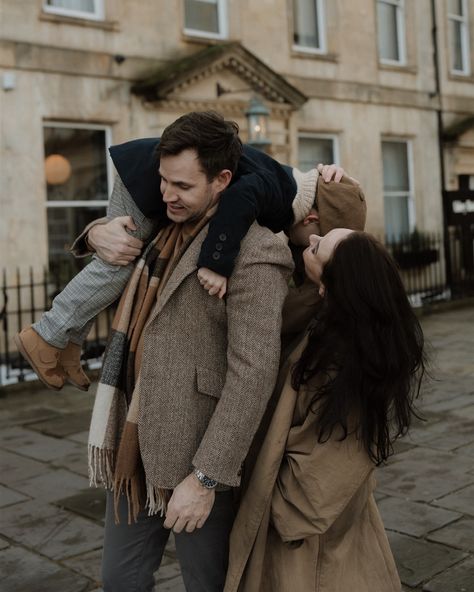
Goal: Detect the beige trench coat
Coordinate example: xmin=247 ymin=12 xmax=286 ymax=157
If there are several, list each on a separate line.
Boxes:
xmin=224 ymin=339 xmax=401 ymax=592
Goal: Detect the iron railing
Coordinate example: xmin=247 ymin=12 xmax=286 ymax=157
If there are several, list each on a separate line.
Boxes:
xmin=1 ymin=230 xmax=473 ymax=386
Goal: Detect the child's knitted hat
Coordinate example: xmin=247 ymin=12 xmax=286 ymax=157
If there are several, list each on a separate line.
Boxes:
xmin=291 ymin=168 xmax=319 ymax=223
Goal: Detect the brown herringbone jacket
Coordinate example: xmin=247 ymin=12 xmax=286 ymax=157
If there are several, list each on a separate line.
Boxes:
xmin=137 ymin=222 xmax=294 ymax=489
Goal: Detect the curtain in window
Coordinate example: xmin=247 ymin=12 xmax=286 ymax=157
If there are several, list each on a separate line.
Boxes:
xmin=293 ymin=0 xmax=320 ymax=48
xmin=184 ymin=0 xmax=219 ymax=33
xmin=47 ymin=0 xmax=95 ymax=11
xmin=298 ymin=137 xmax=334 ymax=172
xmin=377 ymin=1 xmax=399 ymax=61
xmin=382 ymin=141 xmax=410 ymax=239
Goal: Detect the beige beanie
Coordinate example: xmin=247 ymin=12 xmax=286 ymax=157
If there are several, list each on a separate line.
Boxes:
xmin=291 ymin=168 xmax=319 ymax=224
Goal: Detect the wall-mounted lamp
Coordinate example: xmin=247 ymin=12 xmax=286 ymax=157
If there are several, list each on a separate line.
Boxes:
xmin=45 ymin=154 xmax=72 ymax=185
xmin=245 ymin=96 xmax=270 ymax=148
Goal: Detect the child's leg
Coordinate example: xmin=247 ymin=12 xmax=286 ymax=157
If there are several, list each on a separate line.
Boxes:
xmin=33 ymin=176 xmax=155 ymax=348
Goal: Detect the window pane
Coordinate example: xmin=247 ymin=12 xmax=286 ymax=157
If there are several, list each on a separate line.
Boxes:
xmin=448 ymin=0 xmax=464 ymax=16
xmin=47 ymin=206 xmax=106 ymax=278
xmin=450 ymin=19 xmax=465 ymax=71
xmin=298 ymin=137 xmax=334 ymax=172
xmin=44 ymin=127 xmax=108 ymax=202
xmin=47 ymin=0 xmax=95 ymax=12
xmin=377 ymin=1 xmax=400 ymax=61
xmin=382 ymin=141 xmax=409 ymax=192
xmin=184 ymin=0 xmax=219 ymax=33
xmin=293 ymin=0 xmax=320 ymax=48
xmin=384 ymin=194 xmax=410 ymax=239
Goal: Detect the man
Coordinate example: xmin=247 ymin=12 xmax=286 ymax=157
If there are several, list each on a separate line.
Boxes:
xmin=88 ymin=113 xmax=295 ymax=592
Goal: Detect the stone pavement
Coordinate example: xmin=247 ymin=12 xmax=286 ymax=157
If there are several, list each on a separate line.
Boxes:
xmin=0 ymin=305 xmax=473 ymax=592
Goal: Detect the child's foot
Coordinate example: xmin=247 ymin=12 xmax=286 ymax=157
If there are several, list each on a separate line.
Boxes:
xmin=14 ymin=327 xmax=65 ymax=390
xmin=60 ymin=342 xmax=90 ymax=391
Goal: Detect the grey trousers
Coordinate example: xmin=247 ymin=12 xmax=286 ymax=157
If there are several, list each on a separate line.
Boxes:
xmin=33 ymin=177 xmax=155 ymax=348
xmin=102 ymin=491 xmax=235 ymax=592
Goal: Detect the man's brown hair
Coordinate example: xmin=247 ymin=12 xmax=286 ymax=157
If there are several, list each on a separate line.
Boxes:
xmin=157 ymin=111 xmax=243 ymax=181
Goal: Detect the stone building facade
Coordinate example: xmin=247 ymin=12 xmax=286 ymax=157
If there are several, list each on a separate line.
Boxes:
xmin=0 ymin=0 xmax=473 ymax=274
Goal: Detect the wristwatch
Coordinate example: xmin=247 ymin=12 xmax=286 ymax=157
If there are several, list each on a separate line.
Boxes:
xmin=193 ymin=468 xmax=218 ymax=489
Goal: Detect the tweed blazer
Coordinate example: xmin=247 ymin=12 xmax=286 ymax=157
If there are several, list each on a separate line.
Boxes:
xmin=137 ymin=221 xmax=294 ymax=489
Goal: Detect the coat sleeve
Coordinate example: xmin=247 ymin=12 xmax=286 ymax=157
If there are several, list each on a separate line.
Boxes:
xmin=197 ymin=169 xmax=294 ymax=277
xmin=271 ymin=425 xmax=374 ymax=541
xmin=192 ymin=228 xmax=294 ymax=485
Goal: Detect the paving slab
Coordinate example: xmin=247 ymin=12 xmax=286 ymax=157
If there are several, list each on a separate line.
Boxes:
xmin=0 ymin=426 xmax=83 ymax=462
xmin=62 ymin=548 xmax=102 ymax=584
xmin=0 ymin=449 xmax=48 ymax=485
xmin=51 ymin=448 xmax=89 ymax=478
xmin=0 ymin=545 xmax=90 ymax=592
xmin=422 ymin=556 xmax=474 ymax=592
xmin=414 ymin=417 xmax=474 ymax=452
xmin=376 ymin=447 xmax=474 ymax=501
xmin=387 ymin=531 xmax=468 ymax=587
xmin=378 ymin=497 xmax=461 ymax=537
xmin=433 ymin=484 xmax=474 ymax=516
xmin=55 ymin=488 xmax=106 ymax=523
xmin=0 ymin=499 xmax=103 ymax=560
xmin=0 ymin=538 xmax=9 ymax=550
xmin=0 ymin=483 xmax=30 ymax=507
xmin=0 ymin=405 xmax=60 ymax=429
xmin=67 ymin=430 xmax=90 ymax=444
xmin=29 ymin=410 xmax=92 ymax=438
xmin=11 ymin=467 xmax=90 ymax=503
xmin=427 ymin=518 xmax=474 ymax=552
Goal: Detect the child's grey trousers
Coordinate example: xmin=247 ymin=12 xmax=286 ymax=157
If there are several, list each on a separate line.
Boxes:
xmin=33 ymin=176 xmax=155 ymax=348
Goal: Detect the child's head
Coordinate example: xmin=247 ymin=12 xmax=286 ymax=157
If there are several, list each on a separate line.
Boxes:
xmin=289 ymin=176 xmax=367 ymax=246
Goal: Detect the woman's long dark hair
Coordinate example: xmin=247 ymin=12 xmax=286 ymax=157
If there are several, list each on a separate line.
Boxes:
xmin=292 ymin=232 xmax=426 ymax=465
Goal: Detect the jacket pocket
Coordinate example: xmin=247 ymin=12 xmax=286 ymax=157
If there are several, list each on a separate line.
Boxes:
xmin=195 ymin=366 xmax=224 ymax=399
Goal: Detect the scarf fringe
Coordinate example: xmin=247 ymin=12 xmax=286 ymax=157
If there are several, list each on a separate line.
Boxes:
xmin=146 ymin=481 xmax=169 ymax=517
xmin=88 ymin=445 xmax=115 ymax=489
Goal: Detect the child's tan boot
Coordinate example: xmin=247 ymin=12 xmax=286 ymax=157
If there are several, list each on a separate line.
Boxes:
xmin=60 ymin=342 xmax=90 ymax=391
xmin=14 ymin=327 xmax=65 ymax=390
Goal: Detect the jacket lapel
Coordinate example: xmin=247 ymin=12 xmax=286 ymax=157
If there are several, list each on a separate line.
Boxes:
xmin=154 ymin=225 xmax=208 ymax=315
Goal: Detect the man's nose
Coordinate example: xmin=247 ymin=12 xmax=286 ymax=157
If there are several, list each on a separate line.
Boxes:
xmin=162 ymin=186 xmax=177 ymax=202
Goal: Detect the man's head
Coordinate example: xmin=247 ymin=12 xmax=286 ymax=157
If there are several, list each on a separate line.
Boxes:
xmin=157 ymin=111 xmax=243 ymax=222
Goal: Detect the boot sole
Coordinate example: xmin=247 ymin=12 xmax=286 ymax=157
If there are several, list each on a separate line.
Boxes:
xmin=64 ymin=375 xmax=90 ymax=392
xmin=14 ymin=333 xmax=64 ymax=391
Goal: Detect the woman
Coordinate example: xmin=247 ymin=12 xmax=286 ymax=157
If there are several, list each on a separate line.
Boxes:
xmin=225 ymin=229 xmax=425 ymax=592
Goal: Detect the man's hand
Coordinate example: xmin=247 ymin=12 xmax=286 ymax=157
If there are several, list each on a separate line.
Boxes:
xmin=87 ymin=216 xmax=144 ymax=265
xmin=164 ymin=473 xmax=215 ymax=533
xmin=197 ymin=267 xmax=227 ymax=299
xmin=317 ymin=163 xmax=360 ymax=185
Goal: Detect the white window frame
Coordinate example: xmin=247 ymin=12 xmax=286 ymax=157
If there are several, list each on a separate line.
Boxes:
xmin=44 ymin=121 xmax=112 ymax=210
xmin=381 ymin=138 xmax=415 ymax=238
xmin=377 ymin=0 xmax=406 ymax=66
xmin=298 ymin=133 xmax=340 ymax=169
xmin=292 ymin=0 xmax=327 ymax=55
xmin=43 ymin=0 xmax=104 ymax=21
xmin=448 ymin=0 xmax=471 ymax=76
xmin=183 ymin=0 xmax=228 ymax=40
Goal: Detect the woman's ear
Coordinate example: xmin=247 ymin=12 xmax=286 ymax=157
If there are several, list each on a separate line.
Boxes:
xmin=318 ymin=283 xmax=326 ymax=298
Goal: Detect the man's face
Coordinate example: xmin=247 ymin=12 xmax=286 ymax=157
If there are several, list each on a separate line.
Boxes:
xmin=159 ymin=149 xmax=227 ymax=223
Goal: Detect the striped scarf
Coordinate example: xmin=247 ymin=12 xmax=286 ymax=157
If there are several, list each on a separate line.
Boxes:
xmin=88 ymin=209 xmax=214 ymax=522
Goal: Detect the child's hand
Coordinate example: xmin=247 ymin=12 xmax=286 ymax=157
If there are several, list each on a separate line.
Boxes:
xmin=197 ymin=268 xmax=227 ymax=299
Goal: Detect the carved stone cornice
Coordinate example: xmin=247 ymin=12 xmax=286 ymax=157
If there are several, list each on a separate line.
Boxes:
xmin=132 ymin=42 xmax=307 ymax=109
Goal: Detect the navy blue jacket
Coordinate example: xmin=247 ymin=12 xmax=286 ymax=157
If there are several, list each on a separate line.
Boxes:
xmin=109 ymin=139 xmax=297 ymax=276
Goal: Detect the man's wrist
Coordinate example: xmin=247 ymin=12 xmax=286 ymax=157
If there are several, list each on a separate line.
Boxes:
xmin=193 ymin=468 xmax=218 ymax=489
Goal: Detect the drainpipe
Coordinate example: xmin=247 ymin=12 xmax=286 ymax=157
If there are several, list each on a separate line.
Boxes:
xmin=430 ymin=0 xmax=452 ymax=289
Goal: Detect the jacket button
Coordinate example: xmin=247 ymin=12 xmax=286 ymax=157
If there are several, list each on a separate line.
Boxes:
xmin=215 ymin=243 xmax=223 ymax=251
xmin=212 ymin=252 xmax=221 ymax=260
xmin=219 ymin=233 xmax=227 ymax=241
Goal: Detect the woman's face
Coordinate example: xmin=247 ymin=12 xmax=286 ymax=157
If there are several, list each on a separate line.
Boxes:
xmin=303 ymin=228 xmax=354 ymax=290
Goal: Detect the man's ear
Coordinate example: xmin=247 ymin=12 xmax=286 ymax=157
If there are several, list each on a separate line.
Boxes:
xmin=214 ymin=169 xmax=233 ymax=193
xmin=318 ymin=283 xmax=326 ymax=298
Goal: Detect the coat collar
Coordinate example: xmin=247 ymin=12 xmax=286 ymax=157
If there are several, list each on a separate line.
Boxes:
xmin=153 ymin=224 xmax=208 ymax=316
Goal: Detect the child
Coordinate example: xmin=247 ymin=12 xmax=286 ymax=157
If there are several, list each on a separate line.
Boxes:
xmin=15 ymin=112 xmax=349 ymax=392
